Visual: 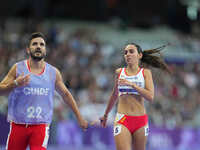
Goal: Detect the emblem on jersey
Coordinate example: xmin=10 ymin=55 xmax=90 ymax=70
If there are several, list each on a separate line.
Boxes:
xmin=115 ymin=113 xmax=125 ymax=122
xmin=120 ymin=75 xmax=125 ymax=79
xmin=114 ymin=125 xmax=122 ymax=136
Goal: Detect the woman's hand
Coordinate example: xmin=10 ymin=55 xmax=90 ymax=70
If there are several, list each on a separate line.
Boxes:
xmin=99 ymin=114 xmax=108 ymax=128
xmin=118 ymin=79 xmax=136 ymax=88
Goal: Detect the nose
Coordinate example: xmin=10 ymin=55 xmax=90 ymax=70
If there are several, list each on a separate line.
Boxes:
xmin=37 ymin=44 xmax=41 ymax=48
xmin=36 ymin=47 xmax=41 ymax=50
xmin=126 ymin=51 xmax=131 ymax=55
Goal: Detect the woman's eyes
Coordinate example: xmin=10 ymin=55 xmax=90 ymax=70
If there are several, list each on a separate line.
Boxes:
xmin=124 ymin=50 xmax=134 ymax=55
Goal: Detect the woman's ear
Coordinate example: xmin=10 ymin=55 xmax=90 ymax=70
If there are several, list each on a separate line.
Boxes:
xmin=139 ymin=52 xmax=143 ymax=59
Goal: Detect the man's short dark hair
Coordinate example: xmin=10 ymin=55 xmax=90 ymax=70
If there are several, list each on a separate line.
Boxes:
xmin=28 ymin=32 xmax=46 ymax=47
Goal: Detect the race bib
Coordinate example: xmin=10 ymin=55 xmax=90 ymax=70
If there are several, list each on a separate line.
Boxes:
xmin=144 ymin=124 xmax=149 ymax=136
xmin=114 ymin=125 xmax=122 ymax=136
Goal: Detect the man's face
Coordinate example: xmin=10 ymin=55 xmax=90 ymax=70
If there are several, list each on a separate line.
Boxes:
xmin=27 ymin=37 xmax=46 ymax=61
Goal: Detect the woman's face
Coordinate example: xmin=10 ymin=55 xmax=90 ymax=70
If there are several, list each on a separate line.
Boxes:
xmin=123 ymin=44 xmax=142 ymax=65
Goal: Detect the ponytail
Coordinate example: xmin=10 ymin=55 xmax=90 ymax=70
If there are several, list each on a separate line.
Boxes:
xmin=128 ymin=43 xmax=171 ymax=73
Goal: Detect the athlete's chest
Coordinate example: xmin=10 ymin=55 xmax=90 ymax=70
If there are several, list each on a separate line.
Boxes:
xmin=29 ymin=74 xmax=51 ymax=84
xmin=120 ymin=74 xmax=144 ymax=87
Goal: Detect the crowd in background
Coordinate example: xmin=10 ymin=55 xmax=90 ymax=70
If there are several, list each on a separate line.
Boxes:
xmin=0 ymin=20 xmax=200 ymax=131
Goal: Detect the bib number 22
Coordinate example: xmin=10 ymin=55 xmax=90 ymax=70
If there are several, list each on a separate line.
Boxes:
xmin=27 ymin=106 xmax=42 ymax=119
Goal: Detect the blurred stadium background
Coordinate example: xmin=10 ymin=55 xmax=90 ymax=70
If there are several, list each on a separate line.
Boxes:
xmin=0 ymin=0 xmax=200 ymax=150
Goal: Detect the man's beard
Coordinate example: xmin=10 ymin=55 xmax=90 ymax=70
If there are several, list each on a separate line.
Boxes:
xmin=30 ymin=50 xmax=45 ymax=61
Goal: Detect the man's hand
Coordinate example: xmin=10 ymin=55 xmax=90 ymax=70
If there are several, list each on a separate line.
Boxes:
xmin=15 ymin=73 xmax=30 ymax=87
xmin=78 ymin=117 xmax=88 ymax=131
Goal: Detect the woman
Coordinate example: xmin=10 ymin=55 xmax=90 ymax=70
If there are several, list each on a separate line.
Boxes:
xmin=100 ymin=43 xmax=170 ymax=150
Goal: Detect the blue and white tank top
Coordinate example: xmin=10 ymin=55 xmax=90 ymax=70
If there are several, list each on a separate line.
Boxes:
xmin=7 ymin=60 xmax=56 ymax=124
xmin=118 ymin=68 xmax=145 ymax=96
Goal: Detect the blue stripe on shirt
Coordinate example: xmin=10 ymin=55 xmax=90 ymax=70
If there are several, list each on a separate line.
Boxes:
xmin=119 ymin=89 xmax=137 ymax=92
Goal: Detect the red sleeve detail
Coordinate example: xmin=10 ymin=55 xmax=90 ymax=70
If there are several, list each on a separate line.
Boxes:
xmin=118 ymin=68 xmax=123 ymax=78
xmin=142 ymin=68 xmax=145 ymax=77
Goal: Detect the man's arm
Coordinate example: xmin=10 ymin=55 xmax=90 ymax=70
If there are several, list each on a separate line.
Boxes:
xmin=0 ymin=64 xmax=30 ymax=95
xmin=0 ymin=65 xmax=17 ymax=95
xmin=55 ymin=68 xmax=88 ymax=129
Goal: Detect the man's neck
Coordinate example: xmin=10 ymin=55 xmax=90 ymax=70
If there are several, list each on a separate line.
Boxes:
xmin=28 ymin=58 xmax=45 ymax=70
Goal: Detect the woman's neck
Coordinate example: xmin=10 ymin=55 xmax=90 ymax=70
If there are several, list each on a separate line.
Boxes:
xmin=127 ymin=64 xmax=140 ymax=74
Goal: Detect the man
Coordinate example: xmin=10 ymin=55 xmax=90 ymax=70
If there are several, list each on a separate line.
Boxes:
xmin=0 ymin=32 xmax=88 ymax=150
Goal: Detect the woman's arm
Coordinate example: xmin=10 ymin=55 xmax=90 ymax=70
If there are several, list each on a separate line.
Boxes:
xmin=100 ymin=68 xmax=121 ymax=127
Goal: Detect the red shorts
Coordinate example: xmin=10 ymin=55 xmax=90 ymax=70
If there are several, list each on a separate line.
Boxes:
xmin=6 ymin=122 xmax=49 ymax=150
xmin=115 ymin=113 xmax=148 ymax=135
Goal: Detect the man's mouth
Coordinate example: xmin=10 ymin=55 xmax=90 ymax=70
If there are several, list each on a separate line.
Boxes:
xmin=35 ymin=51 xmax=42 ymax=54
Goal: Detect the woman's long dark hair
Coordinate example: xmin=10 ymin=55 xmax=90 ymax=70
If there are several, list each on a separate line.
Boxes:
xmin=128 ymin=43 xmax=171 ymax=74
